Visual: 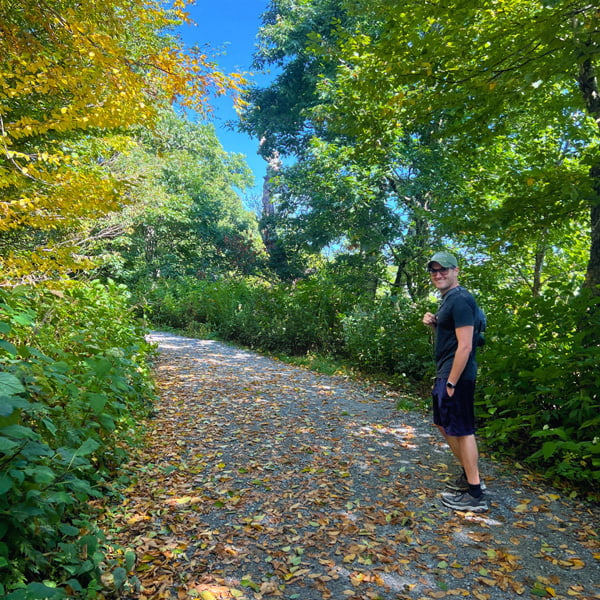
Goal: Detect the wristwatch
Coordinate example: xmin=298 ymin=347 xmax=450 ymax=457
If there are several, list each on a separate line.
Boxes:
xmin=446 ymin=381 xmax=456 ymax=390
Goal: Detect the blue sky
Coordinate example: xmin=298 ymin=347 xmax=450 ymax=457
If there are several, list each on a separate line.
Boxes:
xmin=177 ymin=0 xmax=272 ymax=200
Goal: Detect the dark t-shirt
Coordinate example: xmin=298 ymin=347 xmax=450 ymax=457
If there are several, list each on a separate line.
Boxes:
xmin=435 ymin=286 xmax=479 ymax=380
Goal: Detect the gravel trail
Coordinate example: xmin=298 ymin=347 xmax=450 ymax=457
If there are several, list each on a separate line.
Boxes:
xmin=113 ymin=332 xmax=600 ymax=600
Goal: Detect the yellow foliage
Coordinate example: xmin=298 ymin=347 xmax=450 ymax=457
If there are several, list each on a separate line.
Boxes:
xmin=0 ymin=0 xmax=246 ymax=283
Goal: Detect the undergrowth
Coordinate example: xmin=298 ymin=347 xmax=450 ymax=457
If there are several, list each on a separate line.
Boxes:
xmin=0 ymin=281 xmax=156 ymax=598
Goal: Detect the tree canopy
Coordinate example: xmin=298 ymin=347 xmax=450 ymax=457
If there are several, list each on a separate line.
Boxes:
xmin=0 ymin=0 xmax=245 ymax=283
xmin=324 ymin=0 xmax=600 ymax=291
xmin=95 ymin=108 xmax=262 ymax=283
xmin=239 ymin=0 xmax=598 ymax=307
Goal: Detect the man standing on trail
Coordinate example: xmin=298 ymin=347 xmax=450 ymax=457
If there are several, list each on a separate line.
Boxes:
xmin=422 ymin=251 xmax=488 ymax=512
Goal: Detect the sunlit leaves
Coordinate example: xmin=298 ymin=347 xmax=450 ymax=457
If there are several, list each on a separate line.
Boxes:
xmin=91 ymin=108 xmax=261 ymax=283
xmin=325 ymin=0 xmax=600 ymax=283
xmin=0 ymin=0 xmax=245 ymax=282
xmin=0 ymin=282 xmax=156 ymax=596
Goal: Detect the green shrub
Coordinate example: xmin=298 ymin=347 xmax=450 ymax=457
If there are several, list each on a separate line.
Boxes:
xmin=0 ymin=281 xmax=155 ymax=598
xmin=137 ymin=274 xmax=358 ymax=355
xmin=341 ymin=295 xmax=433 ymax=383
xmin=477 ymin=286 xmax=600 ymax=491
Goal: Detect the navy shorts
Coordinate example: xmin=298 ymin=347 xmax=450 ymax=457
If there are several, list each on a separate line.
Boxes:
xmin=432 ymin=378 xmax=476 ymax=437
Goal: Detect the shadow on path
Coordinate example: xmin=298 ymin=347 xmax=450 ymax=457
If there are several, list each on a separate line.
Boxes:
xmin=113 ymin=332 xmax=600 ymax=600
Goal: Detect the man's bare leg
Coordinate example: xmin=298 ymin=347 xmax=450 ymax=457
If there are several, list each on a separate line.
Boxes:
xmin=455 ymin=434 xmax=480 ymax=485
xmin=437 ymin=426 xmax=480 ymax=485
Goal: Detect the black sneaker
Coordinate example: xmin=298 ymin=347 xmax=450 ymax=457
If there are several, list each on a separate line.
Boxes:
xmin=442 ymin=491 xmax=489 ymax=512
xmin=446 ymin=473 xmax=487 ymax=493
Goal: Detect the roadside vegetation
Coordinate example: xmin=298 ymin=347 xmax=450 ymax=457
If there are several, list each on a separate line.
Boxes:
xmin=1 ymin=0 xmax=598 ymax=597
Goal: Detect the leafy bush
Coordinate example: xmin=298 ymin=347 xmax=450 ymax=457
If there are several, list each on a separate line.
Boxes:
xmin=230 ymin=274 xmax=349 ymax=354
xmin=341 ymin=295 xmax=434 ymax=383
xmin=137 ymin=273 xmax=360 ymax=355
xmin=477 ymin=286 xmax=600 ymax=491
xmin=0 ymin=281 xmax=155 ymax=598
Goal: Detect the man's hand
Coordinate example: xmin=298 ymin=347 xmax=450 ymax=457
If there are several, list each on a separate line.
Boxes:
xmin=423 ymin=312 xmax=437 ymax=329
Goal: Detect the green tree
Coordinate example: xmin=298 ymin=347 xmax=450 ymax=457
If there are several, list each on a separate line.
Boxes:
xmin=94 ymin=108 xmax=263 ymax=283
xmin=324 ymin=0 xmax=599 ymax=298
xmin=268 ymin=139 xmax=399 ymax=293
xmin=242 ymin=0 xmax=441 ymax=290
xmin=242 ymin=0 xmax=350 ymax=158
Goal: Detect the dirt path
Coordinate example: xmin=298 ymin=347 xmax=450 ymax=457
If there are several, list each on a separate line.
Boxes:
xmin=112 ymin=332 xmax=600 ymax=600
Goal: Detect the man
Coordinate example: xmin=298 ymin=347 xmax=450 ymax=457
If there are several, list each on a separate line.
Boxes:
xmin=422 ymin=251 xmax=488 ymax=512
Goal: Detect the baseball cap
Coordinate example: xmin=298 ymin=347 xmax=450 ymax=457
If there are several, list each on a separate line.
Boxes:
xmin=427 ymin=251 xmax=458 ymax=269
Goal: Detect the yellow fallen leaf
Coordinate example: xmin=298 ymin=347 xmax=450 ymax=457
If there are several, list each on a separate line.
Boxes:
xmin=569 ymin=558 xmax=585 ymax=570
xmin=540 ymin=494 xmax=560 ymax=502
xmin=127 ymin=514 xmax=149 ymax=524
xmin=567 ymin=584 xmax=584 ymax=596
xmin=199 ymin=591 xmax=217 ymax=600
xmin=165 ymin=496 xmax=203 ymax=506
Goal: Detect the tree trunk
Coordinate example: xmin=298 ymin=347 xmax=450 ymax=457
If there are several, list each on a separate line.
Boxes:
xmin=144 ymin=225 xmax=158 ymax=278
xmin=532 ymin=244 xmax=546 ymax=298
xmin=259 ymin=148 xmax=281 ymax=255
xmin=575 ymin=54 xmax=600 ymax=347
xmin=578 ymin=57 xmax=600 ymax=296
xmin=584 ymin=166 xmax=600 ymax=296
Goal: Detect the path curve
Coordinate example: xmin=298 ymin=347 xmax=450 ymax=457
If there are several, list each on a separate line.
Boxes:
xmin=114 ymin=332 xmax=600 ymax=600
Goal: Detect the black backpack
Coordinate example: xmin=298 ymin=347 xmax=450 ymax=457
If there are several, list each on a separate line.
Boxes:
xmin=475 ymin=305 xmax=487 ymax=347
